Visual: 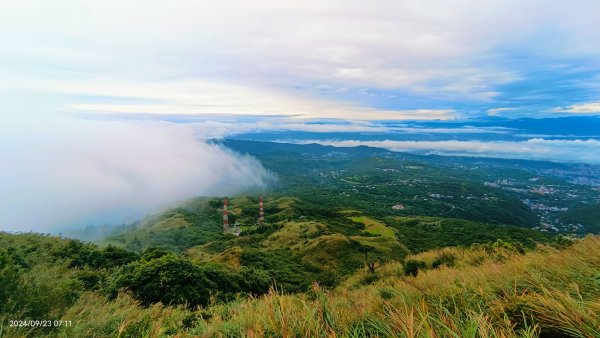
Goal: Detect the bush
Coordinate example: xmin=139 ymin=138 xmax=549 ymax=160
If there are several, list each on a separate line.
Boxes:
xmin=18 ymin=266 xmax=84 ymax=319
xmin=63 ymin=241 xmax=138 ymax=269
xmin=198 ymin=264 xmax=271 ymax=301
xmin=361 ymin=273 xmax=379 ymax=285
xmin=0 ymin=249 xmax=23 ymax=312
xmin=140 ymin=247 xmax=171 ymax=261
xmin=492 ymin=239 xmax=524 ymax=254
xmin=431 ymin=252 xmax=456 ymax=269
xmin=109 ymin=254 xmax=273 ymax=308
xmin=403 ymin=259 xmax=427 ymax=277
xmin=110 ymin=253 xmax=213 ymax=307
xmin=240 ymin=249 xmax=313 ymax=292
xmin=552 ymin=235 xmax=575 ymax=249
xmin=74 ymin=269 xmax=104 ymax=290
xmin=378 ymin=287 xmax=396 ymax=300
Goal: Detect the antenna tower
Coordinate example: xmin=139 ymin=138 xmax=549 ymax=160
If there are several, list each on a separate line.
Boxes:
xmin=258 ymin=195 xmax=264 ymax=225
xmin=223 ymin=198 xmax=229 ymax=233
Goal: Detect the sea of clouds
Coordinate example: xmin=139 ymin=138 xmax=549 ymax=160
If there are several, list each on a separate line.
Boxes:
xmin=0 ymin=116 xmax=272 ymax=232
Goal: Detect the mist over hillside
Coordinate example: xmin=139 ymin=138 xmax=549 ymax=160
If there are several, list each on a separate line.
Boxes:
xmin=0 ymin=118 xmax=273 ymax=233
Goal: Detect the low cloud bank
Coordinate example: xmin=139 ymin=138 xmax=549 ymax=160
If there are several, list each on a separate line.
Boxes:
xmin=91 ymin=114 xmax=515 ymax=137
xmin=0 ymin=117 xmax=271 ymax=232
xmin=292 ymin=138 xmax=600 ymax=164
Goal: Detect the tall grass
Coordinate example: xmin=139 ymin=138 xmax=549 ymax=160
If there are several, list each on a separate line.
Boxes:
xmin=198 ymin=236 xmax=600 ymax=337
xmin=57 ymin=293 xmax=194 ymax=338
xmin=46 ymin=236 xmax=600 ymax=337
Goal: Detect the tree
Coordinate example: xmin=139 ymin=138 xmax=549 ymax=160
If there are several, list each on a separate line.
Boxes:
xmin=403 ymin=259 xmax=427 ymax=277
xmin=112 ymin=254 xmax=213 ymax=308
xmin=352 ymin=241 xmax=380 ymax=274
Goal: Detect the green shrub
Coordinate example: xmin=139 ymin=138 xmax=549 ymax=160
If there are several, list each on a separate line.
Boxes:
xmin=361 ymin=274 xmax=379 ymax=285
xmin=74 ymin=269 xmax=104 ymax=290
xmin=140 ymin=247 xmax=171 ymax=261
xmin=492 ymin=239 xmax=524 ymax=254
xmin=110 ymin=253 xmax=213 ymax=307
xmin=61 ymin=240 xmax=138 ymax=269
xmin=378 ymin=287 xmax=396 ymax=300
xmin=403 ymin=259 xmax=427 ymax=277
xmin=109 ymin=254 xmax=273 ymax=308
xmin=0 ymin=249 xmax=23 ymax=312
xmin=552 ymin=235 xmax=575 ymax=249
xmin=431 ymin=252 xmax=456 ymax=269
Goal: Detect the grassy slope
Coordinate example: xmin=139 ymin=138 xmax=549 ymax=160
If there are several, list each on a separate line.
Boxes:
xmin=101 ymin=194 xmax=552 ymax=289
xmin=33 ymin=236 xmax=600 ymax=338
xmin=349 ymin=216 xmax=396 ymax=238
xmin=102 ymin=198 xmax=224 ymax=253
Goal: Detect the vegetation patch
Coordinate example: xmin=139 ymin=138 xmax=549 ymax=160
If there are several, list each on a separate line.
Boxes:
xmin=261 ymin=221 xmax=326 ymax=250
xmin=349 ymin=216 xmax=395 ymax=238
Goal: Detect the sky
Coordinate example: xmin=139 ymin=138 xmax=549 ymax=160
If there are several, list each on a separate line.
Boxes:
xmin=2 ymin=0 xmax=600 ymax=119
xmin=1 ymin=1 xmax=600 ymax=231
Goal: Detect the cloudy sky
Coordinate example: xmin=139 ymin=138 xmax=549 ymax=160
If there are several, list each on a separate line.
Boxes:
xmin=1 ymin=1 xmax=600 ymax=231
xmin=2 ymin=0 xmax=600 ymax=119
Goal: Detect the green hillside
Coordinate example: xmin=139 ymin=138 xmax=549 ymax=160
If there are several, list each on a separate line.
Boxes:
xmin=560 ymin=203 xmax=600 ymax=234
xmin=222 ymin=140 xmax=539 ymax=228
xmin=101 ymin=192 xmax=553 ymax=288
xmin=103 ymin=198 xmax=224 ymax=253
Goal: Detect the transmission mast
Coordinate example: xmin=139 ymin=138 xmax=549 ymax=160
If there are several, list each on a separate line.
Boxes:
xmin=258 ymin=195 xmax=264 ymax=225
xmin=223 ymin=198 xmax=229 ymax=233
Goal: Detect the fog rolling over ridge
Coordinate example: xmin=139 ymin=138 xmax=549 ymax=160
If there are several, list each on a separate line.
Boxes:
xmin=0 ymin=117 xmax=272 ymax=233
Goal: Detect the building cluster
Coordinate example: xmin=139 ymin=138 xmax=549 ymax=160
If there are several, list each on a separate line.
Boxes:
xmin=530 ymin=185 xmax=555 ymax=195
xmin=523 ymin=199 xmax=568 ymax=212
xmin=428 ymin=193 xmax=453 ymax=199
xmin=484 ymin=179 xmax=513 ymax=187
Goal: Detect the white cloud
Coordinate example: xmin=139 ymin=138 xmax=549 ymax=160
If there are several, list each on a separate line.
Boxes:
xmin=4 ymin=75 xmax=457 ymax=121
xmin=391 ymin=126 xmax=513 ymax=134
xmin=487 ymin=107 xmax=517 ymax=116
xmin=552 ymin=102 xmax=600 ymax=114
xmin=292 ymin=138 xmax=600 ymax=164
xmin=2 ymin=0 xmax=599 ymax=119
xmin=87 ymin=116 xmax=508 ymax=138
xmin=0 ymin=116 xmax=272 ymax=232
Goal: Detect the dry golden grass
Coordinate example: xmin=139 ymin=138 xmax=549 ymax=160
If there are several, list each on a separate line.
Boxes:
xmin=44 ymin=236 xmax=600 ymax=338
xmin=197 ymin=236 xmax=600 ymax=337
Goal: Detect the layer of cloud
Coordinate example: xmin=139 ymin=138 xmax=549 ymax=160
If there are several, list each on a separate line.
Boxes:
xmin=3 ymin=75 xmax=457 ymax=121
xmin=553 ymin=102 xmax=600 ymax=114
xmin=81 ymin=114 xmax=515 ymax=138
xmin=1 ymin=1 xmax=599 ymax=118
xmin=0 ymin=117 xmax=271 ymax=232
xmin=487 ymin=108 xmax=517 ymax=116
xmin=291 ymin=138 xmax=600 ymax=164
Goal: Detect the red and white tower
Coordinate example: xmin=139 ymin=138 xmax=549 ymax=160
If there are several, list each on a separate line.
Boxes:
xmin=223 ymin=198 xmax=229 ymax=233
xmin=258 ymin=195 xmax=264 ymax=225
